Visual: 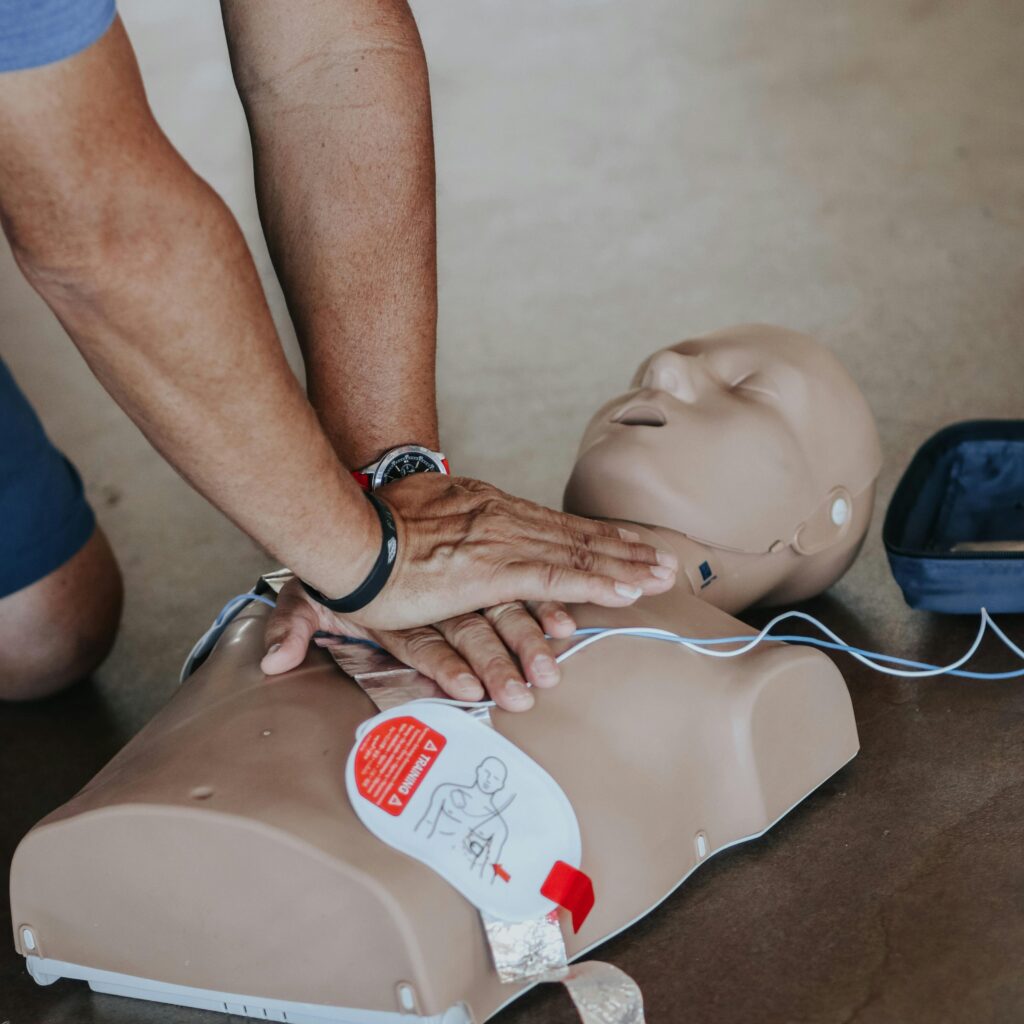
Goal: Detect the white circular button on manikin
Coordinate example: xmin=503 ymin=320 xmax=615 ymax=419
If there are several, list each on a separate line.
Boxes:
xmin=22 ymin=927 xmax=36 ymax=951
xmin=830 ymin=497 xmax=850 ymax=526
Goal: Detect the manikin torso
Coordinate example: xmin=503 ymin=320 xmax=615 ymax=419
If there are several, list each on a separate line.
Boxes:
xmin=10 ymin=325 xmax=883 ymax=1023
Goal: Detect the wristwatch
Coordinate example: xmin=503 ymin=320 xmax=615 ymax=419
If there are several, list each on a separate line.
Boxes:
xmin=352 ymin=444 xmax=450 ymax=491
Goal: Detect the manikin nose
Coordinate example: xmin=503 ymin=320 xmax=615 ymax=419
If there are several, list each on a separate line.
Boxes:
xmin=641 ymin=351 xmax=717 ymax=403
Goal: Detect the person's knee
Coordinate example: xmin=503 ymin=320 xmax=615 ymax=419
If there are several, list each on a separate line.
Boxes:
xmin=0 ymin=528 xmax=123 ymax=701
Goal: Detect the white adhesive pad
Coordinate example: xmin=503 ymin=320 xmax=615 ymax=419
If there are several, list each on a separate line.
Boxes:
xmin=346 ymin=702 xmax=581 ymax=922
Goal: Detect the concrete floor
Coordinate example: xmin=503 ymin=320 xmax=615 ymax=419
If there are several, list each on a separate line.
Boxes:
xmin=2 ymin=1 xmax=1023 ymax=1021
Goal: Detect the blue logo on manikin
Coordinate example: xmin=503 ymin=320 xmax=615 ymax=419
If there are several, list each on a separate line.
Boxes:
xmin=698 ymin=560 xmax=717 ymax=588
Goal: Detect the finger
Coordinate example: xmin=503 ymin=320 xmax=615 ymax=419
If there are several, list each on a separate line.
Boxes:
xmin=522 ymin=541 xmax=676 ymax=595
xmin=437 ymin=613 xmax=535 ymax=712
xmin=484 ymin=602 xmax=561 ymax=689
xmin=376 ymin=626 xmax=485 ymax=702
xmin=261 ymin=593 xmax=319 ymax=675
xmin=582 ymin=534 xmax=677 ymax=568
xmin=512 ymin=520 xmax=671 ymax=569
xmin=497 ymin=563 xmax=657 ymax=608
xmin=490 ymin=509 xmax=677 ymax=573
xmin=527 ymin=600 xmax=576 ymax=638
xmin=454 ymin=479 xmax=623 ymax=540
xmin=537 ymin=530 xmax=676 ymax=571
xmin=512 ymin=499 xmax=630 ymax=540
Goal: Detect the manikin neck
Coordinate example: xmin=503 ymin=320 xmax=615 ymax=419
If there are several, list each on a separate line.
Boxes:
xmin=615 ymin=522 xmax=794 ymax=615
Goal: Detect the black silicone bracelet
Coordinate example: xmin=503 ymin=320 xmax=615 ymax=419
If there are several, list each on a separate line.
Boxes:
xmin=300 ymin=492 xmax=398 ymax=614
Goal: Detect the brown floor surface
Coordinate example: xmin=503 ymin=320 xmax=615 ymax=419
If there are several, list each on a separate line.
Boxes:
xmin=2 ymin=1 xmax=1023 ymax=1022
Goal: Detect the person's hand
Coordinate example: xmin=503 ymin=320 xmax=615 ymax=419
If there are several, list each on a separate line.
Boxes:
xmin=338 ymin=474 xmax=678 ymax=632
xmin=261 ymin=578 xmax=580 ymax=711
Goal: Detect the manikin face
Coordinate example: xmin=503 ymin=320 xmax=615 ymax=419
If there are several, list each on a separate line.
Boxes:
xmin=475 ymin=758 xmax=507 ymax=795
xmin=563 ymin=325 xmax=881 ymax=553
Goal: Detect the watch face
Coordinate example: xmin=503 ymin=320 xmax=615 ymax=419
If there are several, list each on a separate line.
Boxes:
xmin=378 ymin=450 xmax=444 ymax=486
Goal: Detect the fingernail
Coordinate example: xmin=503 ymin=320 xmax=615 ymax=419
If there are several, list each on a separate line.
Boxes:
xmin=650 ymin=564 xmax=675 ymax=580
xmin=614 ymin=583 xmax=643 ymax=600
xmin=656 ymin=549 xmax=679 ymax=570
xmin=617 ymin=527 xmax=641 ymax=542
xmin=504 ymin=680 xmax=534 ymax=709
xmin=532 ymin=655 xmax=560 ymax=686
xmin=453 ymin=674 xmax=482 ymax=699
xmin=266 ymin=643 xmax=282 ymax=656
xmin=554 ymin=610 xmax=572 ymax=624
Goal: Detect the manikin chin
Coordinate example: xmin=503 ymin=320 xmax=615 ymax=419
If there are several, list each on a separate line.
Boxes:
xmin=10 ymin=325 xmax=882 ymax=1024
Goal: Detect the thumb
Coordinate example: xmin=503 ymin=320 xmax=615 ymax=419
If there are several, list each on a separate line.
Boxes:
xmin=261 ymin=600 xmax=318 ymax=675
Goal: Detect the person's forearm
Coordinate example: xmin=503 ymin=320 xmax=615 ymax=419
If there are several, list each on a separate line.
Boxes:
xmin=223 ymin=0 xmax=438 ymax=469
xmin=18 ymin=175 xmax=379 ymax=596
xmin=0 ymin=21 xmax=377 ymax=598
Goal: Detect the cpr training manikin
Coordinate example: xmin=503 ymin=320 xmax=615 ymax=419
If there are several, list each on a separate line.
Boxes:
xmin=10 ymin=325 xmax=884 ymax=1024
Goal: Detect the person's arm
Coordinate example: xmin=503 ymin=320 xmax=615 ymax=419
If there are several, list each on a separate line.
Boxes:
xmin=0 ymin=17 xmax=380 ymax=597
xmin=217 ymin=1 xmax=680 ymax=707
xmin=0 ymin=19 xmax=676 ymax=692
xmin=221 ymin=0 xmax=438 ymax=470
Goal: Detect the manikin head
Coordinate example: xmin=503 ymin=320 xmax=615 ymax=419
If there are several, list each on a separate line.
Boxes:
xmin=475 ymin=757 xmax=507 ymax=795
xmin=564 ymin=325 xmax=883 ymax=602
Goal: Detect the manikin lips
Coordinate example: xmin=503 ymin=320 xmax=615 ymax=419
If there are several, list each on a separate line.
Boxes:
xmin=612 ymin=404 xmax=667 ymax=427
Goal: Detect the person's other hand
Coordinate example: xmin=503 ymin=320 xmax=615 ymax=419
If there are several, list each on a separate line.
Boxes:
xmin=261 ymin=578 xmax=580 ymax=711
xmin=341 ymin=474 xmax=677 ymax=632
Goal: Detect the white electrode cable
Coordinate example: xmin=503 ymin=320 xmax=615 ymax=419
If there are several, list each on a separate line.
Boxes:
xmin=181 ymin=593 xmax=1024 ymax=685
xmin=555 ymin=607 xmax=1024 ymax=680
xmin=983 ymin=611 xmax=1024 ymax=662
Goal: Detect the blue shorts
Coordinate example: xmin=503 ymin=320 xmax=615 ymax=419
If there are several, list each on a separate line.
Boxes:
xmin=0 ymin=358 xmax=96 ymax=599
xmin=0 ymin=0 xmax=116 ymax=73
xmin=0 ymin=0 xmax=112 ymax=595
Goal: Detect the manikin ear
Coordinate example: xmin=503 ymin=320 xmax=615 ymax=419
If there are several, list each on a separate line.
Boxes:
xmin=791 ymin=486 xmax=853 ymax=556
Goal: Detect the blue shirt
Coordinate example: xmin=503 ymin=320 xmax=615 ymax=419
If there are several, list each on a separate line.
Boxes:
xmin=0 ymin=0 xmax=116 ymax=72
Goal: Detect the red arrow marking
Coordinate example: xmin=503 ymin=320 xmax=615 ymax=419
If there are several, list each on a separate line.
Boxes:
xmin=492 ymin=863 xmax=511 ymax=883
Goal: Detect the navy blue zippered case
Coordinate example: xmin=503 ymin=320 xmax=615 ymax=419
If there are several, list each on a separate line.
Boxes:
xmin=884 ymin=420 xmax=1024 ymax=613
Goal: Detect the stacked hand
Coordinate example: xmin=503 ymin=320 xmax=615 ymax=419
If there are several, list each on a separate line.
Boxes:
xmin=261 ymin=474 xmax=678 ymax=710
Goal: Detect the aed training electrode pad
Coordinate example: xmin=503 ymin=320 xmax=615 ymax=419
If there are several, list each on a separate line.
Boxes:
xmin=346 ymin=702 xmax=584 ymax=923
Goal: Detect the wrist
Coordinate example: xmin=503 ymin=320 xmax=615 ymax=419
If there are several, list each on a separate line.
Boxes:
xmin=301 ymin=492 xmax=398 ymax=613
xmin=302 ymin=487 xmax=382 ymax=598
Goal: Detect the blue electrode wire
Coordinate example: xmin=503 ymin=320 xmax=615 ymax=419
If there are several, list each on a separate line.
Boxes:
xmin=181 ymin=593 xmax=1024 ymax=683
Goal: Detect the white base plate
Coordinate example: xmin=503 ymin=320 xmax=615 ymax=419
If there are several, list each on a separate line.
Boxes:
xmin=25 ymin=955 xmax=471 ymax=1024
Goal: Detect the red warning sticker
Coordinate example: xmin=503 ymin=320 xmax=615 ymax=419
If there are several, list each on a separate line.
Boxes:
xmin=353 ymin=716 xmax=447 ymax=817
